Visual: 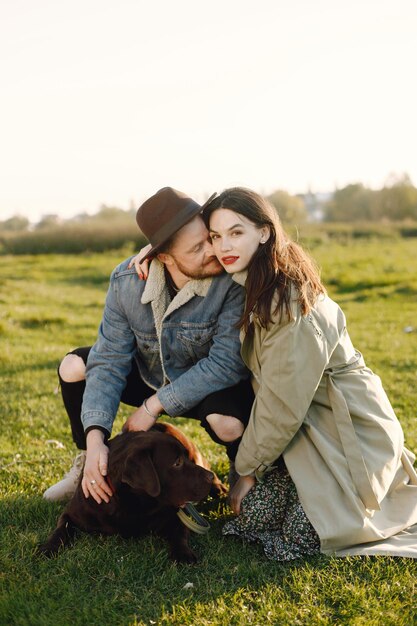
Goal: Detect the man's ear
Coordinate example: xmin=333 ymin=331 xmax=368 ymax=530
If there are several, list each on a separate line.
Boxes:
xmin=157 ymin=252 xmax=174 ymax=266
xmin=122 ymin=450 xmax=161 ymax=497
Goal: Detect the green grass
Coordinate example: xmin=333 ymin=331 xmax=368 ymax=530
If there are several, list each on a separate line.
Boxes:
xmin=1 ymin=240 xmax=417 ymax=625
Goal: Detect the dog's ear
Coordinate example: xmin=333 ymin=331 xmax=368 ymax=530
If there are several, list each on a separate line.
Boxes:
xmin=121 ymin=448 xmax=161 ymax=497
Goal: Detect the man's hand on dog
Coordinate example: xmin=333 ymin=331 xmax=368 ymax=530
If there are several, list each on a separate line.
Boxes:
xmin=123 ymin=394 xmax=163 ymax=432
xmin=82 ymin=430 xmax=113 ymax=504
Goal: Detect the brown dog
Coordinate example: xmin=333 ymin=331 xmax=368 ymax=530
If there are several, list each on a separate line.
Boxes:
xmin=39 ymin=422 xmax=225 ymax=563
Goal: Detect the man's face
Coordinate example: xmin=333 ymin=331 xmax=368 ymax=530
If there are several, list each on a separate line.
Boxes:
xmin=164 ymin=215 xmax=223 ymax=279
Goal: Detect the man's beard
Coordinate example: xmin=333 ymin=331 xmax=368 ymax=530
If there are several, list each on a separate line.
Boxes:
xmin=175 ymin=256 xmax=224 ymax=280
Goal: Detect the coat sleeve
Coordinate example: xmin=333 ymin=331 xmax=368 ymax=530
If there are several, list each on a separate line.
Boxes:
xmin=235 ymin=308 xmax=332 ymax=477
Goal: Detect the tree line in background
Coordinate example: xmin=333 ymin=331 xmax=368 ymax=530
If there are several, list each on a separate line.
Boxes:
xmin=1 ymin=174 xmax=417 ymax=254
xmin=270 ymin=173 xmax=417 ymax=223
xmin=0 ymin=205 xmax=137 ymax=232
xmin=1 ymin=173 xmax=417 ymax=233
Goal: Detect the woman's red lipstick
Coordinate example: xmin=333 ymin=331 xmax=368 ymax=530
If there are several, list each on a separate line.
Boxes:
xmin=222 ymin=256 xmax=239 ymax=265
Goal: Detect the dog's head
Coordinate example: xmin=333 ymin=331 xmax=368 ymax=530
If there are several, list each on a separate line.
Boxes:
xmin=108 ymin=431 xmax=214 ymax=506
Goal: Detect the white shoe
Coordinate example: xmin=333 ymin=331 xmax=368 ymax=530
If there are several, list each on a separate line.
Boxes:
xmin=43 ymin=451 xmax=86 ymax=502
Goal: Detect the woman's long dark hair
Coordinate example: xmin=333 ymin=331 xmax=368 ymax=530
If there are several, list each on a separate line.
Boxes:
xmin=203 ymin=187 xmax=326 ymax=332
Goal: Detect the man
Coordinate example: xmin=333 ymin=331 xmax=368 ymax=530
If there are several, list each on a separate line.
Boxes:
xmin=44 ymin=187 xmax=253 ymax=504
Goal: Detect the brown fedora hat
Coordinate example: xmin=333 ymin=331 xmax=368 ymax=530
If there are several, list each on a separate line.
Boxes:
xmin=136 ymin=187 xmax=217 ymax=262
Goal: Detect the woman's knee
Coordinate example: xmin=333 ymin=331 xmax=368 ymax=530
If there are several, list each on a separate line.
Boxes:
xmin=59 ymin=354 xmax=86 ymax=383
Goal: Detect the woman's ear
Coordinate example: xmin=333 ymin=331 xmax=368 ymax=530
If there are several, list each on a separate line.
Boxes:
xmin=259 ymin=226 xmax=271 ymax=244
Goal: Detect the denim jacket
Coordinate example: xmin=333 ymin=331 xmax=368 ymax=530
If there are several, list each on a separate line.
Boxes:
xmin=81 ymin=258 xmax=248 ymax=434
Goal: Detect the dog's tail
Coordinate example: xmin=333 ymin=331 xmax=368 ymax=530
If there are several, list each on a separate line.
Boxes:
xmin=37 ymin=514 xmax=77 ymax=557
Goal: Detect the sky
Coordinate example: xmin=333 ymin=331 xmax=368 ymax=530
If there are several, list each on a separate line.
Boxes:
xmin=1 ymin=0 xmax=416 ymax=223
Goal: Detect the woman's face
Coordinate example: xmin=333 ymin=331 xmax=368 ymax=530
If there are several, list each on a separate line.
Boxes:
xmin=209 ymin=208 xmax=269 ymax=273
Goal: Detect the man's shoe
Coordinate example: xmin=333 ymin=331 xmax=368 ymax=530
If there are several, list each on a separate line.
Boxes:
xmin=43 ymin=451 xmax=86 ymax=502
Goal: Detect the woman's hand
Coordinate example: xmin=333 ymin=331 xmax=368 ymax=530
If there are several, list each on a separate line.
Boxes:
xmin=229 ymin=475 xmax=256 ymax=515
xmin=82 ymin=430 xmax=113 ymax=504
xmin=128 ymin=243 xmax=153 ymax=279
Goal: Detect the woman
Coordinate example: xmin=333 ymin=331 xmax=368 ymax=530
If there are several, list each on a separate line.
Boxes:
xmin=134 ymin=187 xmax=417 ymax=560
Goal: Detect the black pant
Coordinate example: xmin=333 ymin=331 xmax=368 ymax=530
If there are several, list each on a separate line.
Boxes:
xmin=59 ymin=346 xmax=255 ymax=461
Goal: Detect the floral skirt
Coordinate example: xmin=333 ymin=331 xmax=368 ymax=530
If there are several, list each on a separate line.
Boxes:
xmin=222 ymin=467 xmax=321 ymax=561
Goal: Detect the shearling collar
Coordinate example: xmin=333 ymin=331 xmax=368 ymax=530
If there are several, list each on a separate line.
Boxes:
xmin=141 ymin=259 xmax=213 ymax=308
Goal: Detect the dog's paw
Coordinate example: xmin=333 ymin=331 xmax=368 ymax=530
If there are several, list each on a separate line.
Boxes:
xmin=210 ymin=478 xmax=228 ymax=498
xmin=36 ymin=542 xmax=57 ymax=558
xmin=171 ymin=545 xmax=198 ymax=564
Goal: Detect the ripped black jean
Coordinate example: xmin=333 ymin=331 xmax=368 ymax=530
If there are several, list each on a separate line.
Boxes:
xmin=59 ymin=346 xmax=254 ymax=461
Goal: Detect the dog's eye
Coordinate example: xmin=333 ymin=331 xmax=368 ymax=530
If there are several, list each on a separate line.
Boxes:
xmin=173 ymin=457 xmax=183 ymax=468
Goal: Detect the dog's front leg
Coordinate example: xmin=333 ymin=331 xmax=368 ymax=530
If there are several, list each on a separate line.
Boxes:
xmin=37 ymin=514 xmax=77 ymax=557
xmin=160 ymin=514 xmax=198 ymax=564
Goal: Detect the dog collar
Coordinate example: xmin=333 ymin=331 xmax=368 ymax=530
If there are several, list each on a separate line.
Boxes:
xmin=177 ymin=503 xmax=210 ymax=535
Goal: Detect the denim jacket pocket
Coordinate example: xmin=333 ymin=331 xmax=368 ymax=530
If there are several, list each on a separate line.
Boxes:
xmin=133 ymin=330 xmax=160 ymax=371
xmin=177 ymin=323 xmax=217 ymax=363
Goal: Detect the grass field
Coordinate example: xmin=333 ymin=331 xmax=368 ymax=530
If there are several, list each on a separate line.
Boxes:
xmin=1 ymin=239 xmax=417 ymax=625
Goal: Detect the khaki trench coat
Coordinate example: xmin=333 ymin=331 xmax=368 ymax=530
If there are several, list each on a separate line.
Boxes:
xmin=233 ymin=273 xmax=417 ymax=555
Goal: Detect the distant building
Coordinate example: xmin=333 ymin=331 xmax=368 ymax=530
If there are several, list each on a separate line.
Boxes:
xmin=297 ymin=191 xmax=333 ymax=222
